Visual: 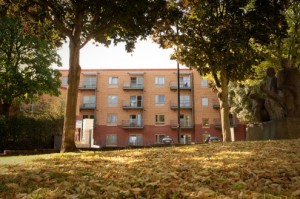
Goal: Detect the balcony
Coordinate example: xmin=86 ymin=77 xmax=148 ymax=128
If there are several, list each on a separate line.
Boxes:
xmin=122 ymin=119 xmax=144 ymax=129
xmin=123 ymin=82 xmax=144 ymax=90
xmin=79 ymin=84 xmax=96 ymax=90
xmin=170 ymin=120 xmax=193 ymax=129
xmin=122 ymin=101 xmax=144 ymax=110
xmin=170 ymin=82 xmax=192 ymax=90
xmin=80 ymin=103 xmax=96 ymax=110
xmin=170 ymin=100 xmax=193 ymax=109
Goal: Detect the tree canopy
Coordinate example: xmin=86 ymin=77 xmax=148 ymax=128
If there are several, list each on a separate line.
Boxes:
xmin=7 ymin=0 xmax=169 ymax=152
xmin=154 ymin=0 xmax=288 ymax=141
xmin=0 ymin=16 xmax=61 ymax=117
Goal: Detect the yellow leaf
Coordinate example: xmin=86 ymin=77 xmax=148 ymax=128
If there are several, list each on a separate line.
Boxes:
xmin=131 ymin=187 xmax=143 ymax=195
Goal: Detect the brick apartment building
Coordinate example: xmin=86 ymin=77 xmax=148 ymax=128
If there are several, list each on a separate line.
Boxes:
xmin=59 ymin=68 xmax=246 ymax=147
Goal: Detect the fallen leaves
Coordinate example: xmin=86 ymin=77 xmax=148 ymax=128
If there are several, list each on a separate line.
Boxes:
xmin=0 ymin=139 xmax=299 ymax=198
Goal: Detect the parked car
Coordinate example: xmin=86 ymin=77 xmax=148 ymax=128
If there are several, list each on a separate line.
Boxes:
xmin=161 ymin=136 xmax=174 ymax=144
xmin=205 ymin=136 xmax=221 ymax=143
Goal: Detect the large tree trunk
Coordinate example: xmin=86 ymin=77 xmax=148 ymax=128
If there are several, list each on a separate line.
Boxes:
xmin=218 ymin=69 xmax=231 ymax=142
xmin=60 ymin=38 xmax=81 ymax=152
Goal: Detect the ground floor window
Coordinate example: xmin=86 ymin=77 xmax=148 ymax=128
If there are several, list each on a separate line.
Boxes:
xmin=181 ymin=134 xmax=192 ymax=144
xmin=106 ymin=134 xmax=117 ymax=146
xmin=129 ymin=134 xmax=143 ymax=146
xmin=155 ymin=134 xmax=165 ymax=144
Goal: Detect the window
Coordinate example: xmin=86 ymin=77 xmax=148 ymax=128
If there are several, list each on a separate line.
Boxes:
xmin=202 ymin=98 xmax=209 ymax=106
xmin=202 ymin=118 xmax=210 ymax=128
xmin=107 ymin=114 xmax=117 ymax=125
xmin=130 ymin=76 xmax=143 ymax=88
xmin=155 ymin=76 xmax=165 ymax=86
xmin=83 ymin=115 xmax=94 ymax=119
xmin=108 ymin=96 xmax=118 ymax=107
xmin=180 ymin=114 xmax=192 ymax=127
xmin=129 ymin=135 xmax=143 ymax=146
xmin=108 ymin=77 xmax=118 ymax=86
xmin=129 ymin=114 xmax=143 ymax=127
xmin=155 ymin=95 xmax=165 ymax=105
xmin=155 ymin=114 xmax=165 ymax=125
xmin=155 ymin=134 xmax=165 ymax=144
xmin=61 ymin=77 xmax=68 ymax=87
xmin=83 ymin=77 xmax=96 ymax=88
xmin=82 ymin=95 xmax=96 ymax=108
xmin=179 ymin=76 xmax=191 ymax=88
xmin=106 ymin=134 xmax=117 ymax=146
xmin=201 ymin=79 xmax=208 ymax=88
xmin=180 ymin=95 xmax=191 ymax=107
xmin=130 ymin=96 xmax=143 ymax=107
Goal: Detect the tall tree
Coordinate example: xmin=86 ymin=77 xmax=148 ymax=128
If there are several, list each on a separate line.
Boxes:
xmin=154 ymin=0 xmax=288 ymax=141
xmin=0 ymin=16 xmax=61 ymax=118
xmin=11 ymin=0 xmax=168 ymax=152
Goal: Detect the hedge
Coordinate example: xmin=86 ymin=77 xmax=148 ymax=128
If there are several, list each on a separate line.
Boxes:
xmin=0 ymin=116 xmax=63 ymax=152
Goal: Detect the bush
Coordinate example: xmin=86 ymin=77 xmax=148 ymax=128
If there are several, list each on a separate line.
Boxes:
xmin=0 ymin=116 xmax=63 ymax=152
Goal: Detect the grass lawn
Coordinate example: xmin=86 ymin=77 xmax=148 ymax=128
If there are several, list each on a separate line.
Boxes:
xmin=0 ymin=139 xmax=299 ymax=198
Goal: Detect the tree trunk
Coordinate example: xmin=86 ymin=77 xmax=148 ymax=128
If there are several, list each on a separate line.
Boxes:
xmin=60 ymin=38 xmax=81 ymax=152
xmin=218 ymin=69 xmax=231 ymax=142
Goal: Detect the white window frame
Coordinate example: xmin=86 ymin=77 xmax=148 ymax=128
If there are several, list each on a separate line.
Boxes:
xmin=108 ymin=96 xmax=118 ymax=107
xmin=180 ymin=95 xmax=191 ymax=107
xmin=155 ymin=114 xmax=165 ymax=125
xmin=107 ymin=113 xmax=117 ymax=125
xmin=179 ymin=75 xmax=191 ymax=87
xmin=155 ymin=134 xmax=165 ymax=144
xmin=202 ymin=97 xmax=209 ymax=106
xmin=155 ymin=76 xmax=165 ymax=86
xmin=108 ymin=77 xmax=118 ymax=86
xmin=83 ymin=77 xmax=96 ymax=88
xmin=131 ymin=76 xmax=143 ymax=86
xmin=61 ymin=76 xmax=68 ymax=87
xmin=201 ymin=79 xmax=208 ymax=88
xmin=106 ymin=134 xmax=117 ymax=146
xmin=129 ymin=134 xmax=143 ymax=146
xmin=83 ymin=95 xmax=96 ymax=108
xmin=155 ymin=95 xmax=165 ymax=105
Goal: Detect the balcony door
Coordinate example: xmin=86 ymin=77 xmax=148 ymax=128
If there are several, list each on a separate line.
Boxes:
xmin=131 ymin=76 xmax=143 ymax=87
xmin=83 ymin=95 xmax=96 ymax=108
xmin=179 ymin=76 xmax=190 ymax=87
xmin=130 ymin=114 xmax=142 ymax=126
xmin=180 ymin=114 xmax=192 ymax=127
xmin=130 ymin=95 xmax=142 ymax=107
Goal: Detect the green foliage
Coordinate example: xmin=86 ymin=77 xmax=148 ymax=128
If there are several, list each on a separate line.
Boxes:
xmin=19 ymin=95 xmax=66 ymax=120
xmin=19 ymin=0 xmax=168 ymax=52
xmin=0 ymin=16 xmax=62 ymax=117
xmin=13 ymin=0 xmax=169 ymax=152
xmin=155 ymin=0 xmax=288 ymax=83
xmin=0 ymin=116 xmax=63 ymax=152
xmin=228 ymin=81 xmax=261 ymax=123
xmin=230 ymin=2 xmax=300 ymax=122
xmin=154 ymin=0 xmax=288 ymax=141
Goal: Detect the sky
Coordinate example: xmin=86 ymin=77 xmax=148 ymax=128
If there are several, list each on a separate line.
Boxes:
xmin=55 ymin=38 xmax=187 ymax=70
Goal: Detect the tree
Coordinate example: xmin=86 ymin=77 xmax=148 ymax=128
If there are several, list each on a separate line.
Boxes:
xmin=11 ymin=0 xmax=168 ymax=152
xmin=229 ymin=1 xmax=300 ymax=124
xmin=154 ymin=0 xmax=288 ymax=142
xmin=0 ymin=16 xmax=61 ymax=118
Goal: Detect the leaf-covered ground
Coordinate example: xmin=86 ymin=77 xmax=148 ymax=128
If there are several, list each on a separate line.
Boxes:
xmin=0 ymin=139 xmax=300 ymax=199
